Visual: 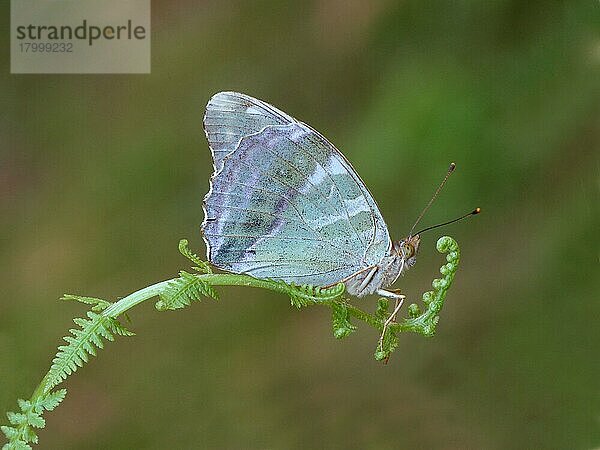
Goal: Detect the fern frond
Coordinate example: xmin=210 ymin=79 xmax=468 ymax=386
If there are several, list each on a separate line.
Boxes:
xmin=3 ymin=236 xmax=463 ymax=448
xmin=375 ymin=298 xmax=390 ymax=321
xmin=155 ymin=271 xmax=218 ymax=311
xmin=2 ymin=389 xmax=66 ymax=450
xmin=1 ymin=434 xmax=32 ymax=450
xmin=61 ymin=294 xmax=111 ymax=312
xmin=331 ymin=301 xmax=356 ymax=339
xmin=45 ymin=312 xmax=134 ymax=392
xmin=178 ymin=239 xmax=212 ymax=273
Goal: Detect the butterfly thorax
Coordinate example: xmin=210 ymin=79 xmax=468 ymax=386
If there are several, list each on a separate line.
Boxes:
xmin=343 ymin=235 xmax=420 ymax=297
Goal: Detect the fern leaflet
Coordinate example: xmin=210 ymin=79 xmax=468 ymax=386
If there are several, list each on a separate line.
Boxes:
xmin=331 ymin=301 xmax=356 ymax=339
xmin=282 ymin=282 xmax=345 ymax=308
xmin=178 ymin=239 xmax=212 ymax=273
xmin=61 ymin=294 xmax=111 ymax=312
xmin=2 ymin=389 xmax=66 ymax=450
xmin=155 ymin=271 xmax=218 ymax=311
xmin=45 ymin=312 xmax=134 ymax=392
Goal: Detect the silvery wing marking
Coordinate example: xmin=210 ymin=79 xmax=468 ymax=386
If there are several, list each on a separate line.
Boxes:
xmin=203 ymin=91 xmax=297 ymax=172
xmin=202 ymin=115 xmax=392 ymax=287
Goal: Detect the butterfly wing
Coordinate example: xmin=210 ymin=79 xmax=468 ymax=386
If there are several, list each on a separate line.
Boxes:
xmin=202 ymin=93 xmax=391 ymax=286
xmin=203 ymin=91 xmax=296 ymax=172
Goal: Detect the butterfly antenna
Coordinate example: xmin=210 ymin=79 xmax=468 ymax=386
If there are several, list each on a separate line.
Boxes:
xmin=415 ymin=207 xmax=481 ymax=235
xmin=408 ymin=162 xmax=456 ymax=237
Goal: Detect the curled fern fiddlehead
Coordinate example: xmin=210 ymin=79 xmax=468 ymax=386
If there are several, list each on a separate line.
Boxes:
xmin=374 ymin=236 xmax=461 ymax=360
xmin=395 ymin=236 xmax=460 ymax=336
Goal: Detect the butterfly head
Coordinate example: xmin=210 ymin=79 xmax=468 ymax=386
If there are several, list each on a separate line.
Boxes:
xmin=394 ymin=234 xmax=420 ymax=267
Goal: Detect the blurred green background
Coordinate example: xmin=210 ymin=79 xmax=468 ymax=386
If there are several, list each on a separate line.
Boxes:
xmin=1 ymin=1 xmax=599 ymax=449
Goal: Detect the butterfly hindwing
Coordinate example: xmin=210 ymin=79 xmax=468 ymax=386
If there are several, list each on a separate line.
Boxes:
xmin=202 ymin=93 xmax=391 ymax=286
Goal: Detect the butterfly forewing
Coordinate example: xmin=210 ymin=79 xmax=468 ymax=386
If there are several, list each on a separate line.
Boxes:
xmin=202 ymin=93 xmax=391 ymax=286
xmin=203 ymin=91 xmax=296 ymax=172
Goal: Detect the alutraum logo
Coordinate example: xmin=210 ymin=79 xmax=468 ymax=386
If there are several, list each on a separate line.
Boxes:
xmin=15 ymin=19 xmax=147 ymax=46
xmin=11 ymin=0 xmax=150 ymax=74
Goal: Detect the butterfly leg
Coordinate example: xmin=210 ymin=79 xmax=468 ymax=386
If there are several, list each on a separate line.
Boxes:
xmin=358 ymin=266 xmax=379 ymax=292
xmin=377 ymin=290 xmax=405 ymax=359
xmin=376 ymin=289 xmax=404 ymax=300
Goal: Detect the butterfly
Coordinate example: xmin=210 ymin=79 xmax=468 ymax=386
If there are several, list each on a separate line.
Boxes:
xmin=201 ymin=91 xmax=422 ymax=301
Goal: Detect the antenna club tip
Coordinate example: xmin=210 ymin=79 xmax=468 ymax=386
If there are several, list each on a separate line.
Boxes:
xmin=449 ymin=162 xmax=456 ymax=171
xmin=473 ymin=207 xmax=481 ymax=214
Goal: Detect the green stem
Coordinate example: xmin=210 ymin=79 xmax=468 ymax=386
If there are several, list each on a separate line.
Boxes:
xmin=102 ymin=279 xmax=172 ymax=317
xmin=107 ymin=273 xmax=341 ymax=317
xmin=30 ymin=273 xmax=343 ymax=399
